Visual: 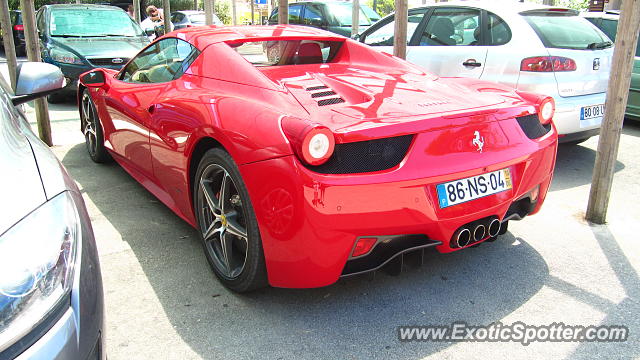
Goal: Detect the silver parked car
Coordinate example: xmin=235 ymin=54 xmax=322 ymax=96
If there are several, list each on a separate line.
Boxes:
xmin=171 ymin=10 xmax=222 ymax=29
xmin=0 ymin=63 xmax=104 ymax=359
xmin=359 ymin=1 xmax=613 ymax=143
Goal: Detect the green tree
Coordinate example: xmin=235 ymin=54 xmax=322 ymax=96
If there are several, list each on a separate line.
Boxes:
xmin=555 ymin=0 xmax=590 ymax=11
xmin=367 ymin=0 xmax=394 ymax=17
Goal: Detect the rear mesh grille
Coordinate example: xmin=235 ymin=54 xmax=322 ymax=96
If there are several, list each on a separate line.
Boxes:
xmin=317 ymin=97 xmax=345 ymax=106
xmin=305 ymin=135 xmax=414 ymax=174
xmin=516 ymin=114 xmax=551 ymax=139
xmin=311 ymin=91 xmax=336 ymax=98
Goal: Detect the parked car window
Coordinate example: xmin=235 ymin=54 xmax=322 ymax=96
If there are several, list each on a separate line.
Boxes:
xmin=363 ymin=10 xmax=427 ymax=46
xmin=599 ymin=19 xmax=618 ymax=40
xmin=171 ymin=12 xmax=184 ymax=23
xmin=121 ymin=38 xmax=198 ymax=83
xmin=419 ymin=7 xmax=481 ymax=46
xmin=362 ymin=6 xmax=381 ymax=23
xmin=486 ymin=12 xmax=511 ymax=46
xmin=524 ymin=14 xmax=608 ymax=50
xmin=303 ymin=4 xmax=324 ymax=26
xmin=326 ymin=2 xmax=373 ymax=26
xmin=290 ymin=4 xmax=303 ymax=24
xmin=49 ymin=8 xmax=144 ymax=37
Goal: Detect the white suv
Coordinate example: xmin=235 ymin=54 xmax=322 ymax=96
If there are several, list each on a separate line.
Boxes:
xmin=358 ymin=1 xmax=613 ymax=143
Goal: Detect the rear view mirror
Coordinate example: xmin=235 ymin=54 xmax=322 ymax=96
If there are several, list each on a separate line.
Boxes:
xmin=12 ymin=62 xmax=65 ymax=105
xmin=80 ymin=70 xmax=105 ymax=87
xmin=145 ymin=28 xmax=155 ymax=36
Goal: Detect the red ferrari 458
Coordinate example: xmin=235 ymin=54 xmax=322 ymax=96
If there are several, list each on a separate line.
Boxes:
xmin=78 ymin=25 xmax=557 ymax=291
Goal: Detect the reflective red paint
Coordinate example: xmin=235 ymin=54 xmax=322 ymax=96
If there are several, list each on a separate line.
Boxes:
xmin=79 ymin=25 xmax=558 ymax=288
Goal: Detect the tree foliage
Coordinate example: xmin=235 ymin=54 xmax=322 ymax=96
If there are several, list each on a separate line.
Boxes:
xmin=555 ymin=0 xmax=590 ymax=11
xmin=366 ymin=0 xmax=394 ymax=17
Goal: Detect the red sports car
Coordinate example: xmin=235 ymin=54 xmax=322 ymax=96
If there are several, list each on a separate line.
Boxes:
xmin=78 ymin=25 xmax=557 ymax=291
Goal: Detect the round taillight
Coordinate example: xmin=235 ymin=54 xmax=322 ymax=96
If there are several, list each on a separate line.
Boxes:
xmin=538 ymin=97 xmax=555 ymax=125
xmin=301 ymin=127 xmax=335 ymax=166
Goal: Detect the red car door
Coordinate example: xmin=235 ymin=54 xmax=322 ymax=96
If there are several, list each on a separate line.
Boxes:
xmin=103 ymin=81 xmax=166 ymax=177
xmin=105 ymin=39 xmax=189 ymax=178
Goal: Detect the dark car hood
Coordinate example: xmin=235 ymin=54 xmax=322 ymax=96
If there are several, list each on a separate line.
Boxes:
xmin=50 ymin=36 xmax=148 ymax=59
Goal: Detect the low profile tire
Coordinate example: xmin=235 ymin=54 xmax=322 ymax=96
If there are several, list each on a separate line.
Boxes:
xmin=193 ymin=148 xmax=268 ymax=292
xmin=80 ymin=89 xmax=111 ymax=163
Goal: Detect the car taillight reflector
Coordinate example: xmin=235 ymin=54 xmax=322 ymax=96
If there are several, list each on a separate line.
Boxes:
xmin=520 ymin=56 xmax=576 ymax=72
xmin=538 ymin=97 xmax=555 ymax=125
xmin=352 ymin=237 xmax=377 ymax=257
xmin=281 ymin=117 xmax=335 ymax=166
xmin=13 ymin=24 xmax=24 ymax=31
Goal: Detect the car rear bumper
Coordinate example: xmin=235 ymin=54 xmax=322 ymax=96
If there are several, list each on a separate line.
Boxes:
xmin=552 ymin=92 xmax=606 ymax=136
xmin=240 ymin=122 xmax=558 ymax=288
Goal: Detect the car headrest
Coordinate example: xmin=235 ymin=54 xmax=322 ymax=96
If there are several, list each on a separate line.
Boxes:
xmin=294 ymin=42 xmax=323 ymax=65
xmin=432 ymin=18 xmax=454 ymax=38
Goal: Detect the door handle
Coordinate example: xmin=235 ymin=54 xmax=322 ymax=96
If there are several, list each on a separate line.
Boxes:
xmin=147 ymin=104 xmax=156 ymax=113
xmin=462 ymin=59 xmax=482 ymax=67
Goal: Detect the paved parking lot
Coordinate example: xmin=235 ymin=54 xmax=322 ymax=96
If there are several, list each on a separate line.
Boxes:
xmin=3 ymin=54 xmax=639 ymax=359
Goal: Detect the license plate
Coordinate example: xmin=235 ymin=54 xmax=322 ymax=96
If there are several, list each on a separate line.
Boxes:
xmin=436 ymin=169 xmax=512 ymax=208
xmin=580 ymin=104 xmax=604 ymax=120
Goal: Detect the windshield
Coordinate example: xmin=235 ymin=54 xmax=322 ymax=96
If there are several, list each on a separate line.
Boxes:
xmin=49 ymin=8 xmax=145 ymax=37
xmin=524 ymin=14 xmax=608 ymax=50
xmin=327 ymin=3 xmax=373 ymax=26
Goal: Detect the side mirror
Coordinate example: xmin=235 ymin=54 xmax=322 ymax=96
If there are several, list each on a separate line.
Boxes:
xmin=80 ymin=70 xmax=106 ymax=87
xmin=12 ymin=62 xmax=65 ymax=105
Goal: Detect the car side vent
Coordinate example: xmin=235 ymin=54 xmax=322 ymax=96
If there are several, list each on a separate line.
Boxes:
xmin=516 ymin=114 xmax=551 ymax=139
xmin=305 ymin=85 xmax=328 ymax=91
xmin=317 ymin=97 xmax=345 ymax=106
xmin=305 ymin=135 xmax=414 ymax=174
xmin=311 ymin=91 xmax=337 ymax=98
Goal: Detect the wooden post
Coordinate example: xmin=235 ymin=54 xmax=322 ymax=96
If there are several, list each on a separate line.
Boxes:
xmin=231 ymin=0 xmax=237 ymax=25
xmin=372 ymin=0 xmax=377 ymax=14
xmin=278 ymin=0 xmax=288 ymax=24
xmin=194 ymin=0 xmax=199 ymax=10
xmin=542 ymin=0 xmax=554 ymax=5
xmin=133 ymin=0 xmax=141 ymax=23
xmin=586 ymin=0 xmax=640 ymax=224
xmin=393 ymin=0 xmax=407 ymax=59
xmin=0 ymin=0 xmax=17 ymax=90
xmin=20 ymin=0 xmax=52 ymax=146
xmin=351 ymin=0 xmax=359 ymax=37
xmin=250 ymin=0 xmax=255 ymax=25
xmin=162 ymin=0 xmax=171 ymax=34
xmin=204 ymin=0 xmax=215 ymax=25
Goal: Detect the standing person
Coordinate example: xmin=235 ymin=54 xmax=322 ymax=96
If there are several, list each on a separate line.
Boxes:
xmin=140 ymin=5 xmax=163 ymax=39
xmin=127 ymin=4 xmax=135 ymax=18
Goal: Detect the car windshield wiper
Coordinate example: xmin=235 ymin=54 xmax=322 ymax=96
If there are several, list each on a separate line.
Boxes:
xmin=587 ymin=41 xmax=613 ymax=50
xmin=51 ymin=34 xmax=83 ymax=38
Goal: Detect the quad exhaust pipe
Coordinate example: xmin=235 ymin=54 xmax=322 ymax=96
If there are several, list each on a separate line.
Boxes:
xmin=473 ymin=224 xmax=486 ymax=242
xmin=488 ymin=218 xmax=501 ymax=237
xmin=451 ymin=217 xmax=505 ymax=248
xmin=455 ymin=228 xmax=471 ymax=248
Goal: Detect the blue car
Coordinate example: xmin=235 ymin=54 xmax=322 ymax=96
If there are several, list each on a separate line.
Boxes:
xmin=36 ymin=4 xmax=149 ymax=103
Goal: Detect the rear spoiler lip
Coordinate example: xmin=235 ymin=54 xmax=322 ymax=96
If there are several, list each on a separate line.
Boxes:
xmin=519 ymin=8 xmax=579 ymax=16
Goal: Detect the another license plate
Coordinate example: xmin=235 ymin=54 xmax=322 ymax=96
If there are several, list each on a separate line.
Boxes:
xmin=580 ymin=104 xmax=604 ymax=120
xmin=436 ymin=169 xmax=512 ymax=208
